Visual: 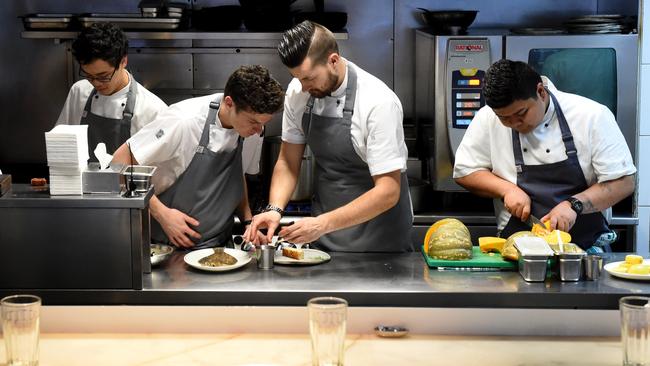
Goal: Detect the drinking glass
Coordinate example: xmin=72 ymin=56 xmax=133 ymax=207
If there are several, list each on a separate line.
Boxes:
xmin=308 ymin=297 xmax=347 ymax=366
xmin=1 ymin=295 xmax=41 ymax=366
xmin=620 ymin=296 xmax=650 ymax=366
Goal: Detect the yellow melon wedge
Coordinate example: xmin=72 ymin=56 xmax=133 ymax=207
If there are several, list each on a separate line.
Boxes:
xmin=478 ymin=237 xmax=506 ymax=253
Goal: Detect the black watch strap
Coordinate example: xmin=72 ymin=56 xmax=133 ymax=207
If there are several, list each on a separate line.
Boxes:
xmin=566 ymin=197 xmax=583 ymax=215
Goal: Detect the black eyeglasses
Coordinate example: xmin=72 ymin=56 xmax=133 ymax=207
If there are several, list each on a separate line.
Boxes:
xmin=79 ymin=67 xmax=117 ymax=83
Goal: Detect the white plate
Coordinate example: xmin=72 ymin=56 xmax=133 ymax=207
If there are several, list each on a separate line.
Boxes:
xmin=604 ymin=260 xmax=650 ymax=281
xmin=184 ymin=248 xmax=252 ymax=272
xmin=275 ymin=248 xmax=331 ymax=265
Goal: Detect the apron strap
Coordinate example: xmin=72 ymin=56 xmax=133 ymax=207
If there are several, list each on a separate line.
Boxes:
xmin=547 ymin=89 xmax=578 ymax=156
xmin=511 ymin=88 xmax=579 ymax=171
xmin=304 ymin=97 xmax=315 ymax=140
xmin=81 ymin=88 xmax=97 ymax=120
xmin=342 ymin=64 xmax=357 ymax=121
xmin=120 ymin=74 xmax=137 ymax=142
xmin=198 ymin=95 xmax=222 ymax=153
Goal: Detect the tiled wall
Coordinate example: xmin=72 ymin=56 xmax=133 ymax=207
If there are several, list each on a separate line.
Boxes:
xmin=638 ymin=0 xmax=650 ymax=255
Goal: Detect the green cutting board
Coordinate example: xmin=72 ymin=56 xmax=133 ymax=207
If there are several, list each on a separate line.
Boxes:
xmin=421 ymin=246 xmax=517 ymax=269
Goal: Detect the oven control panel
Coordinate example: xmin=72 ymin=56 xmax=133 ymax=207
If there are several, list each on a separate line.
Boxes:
xmin=446 ymin=38 xmax=491 ymax=154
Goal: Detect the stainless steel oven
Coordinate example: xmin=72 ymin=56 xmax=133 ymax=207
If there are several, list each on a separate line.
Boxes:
xmin=415 ymin=29 xmax=638 ymax=191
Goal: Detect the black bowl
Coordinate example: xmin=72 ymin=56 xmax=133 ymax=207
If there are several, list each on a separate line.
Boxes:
xmin=419 ymin=9 xmax=478 ymax=33
xmin=294 ymin=11 xmax=347 ymax=31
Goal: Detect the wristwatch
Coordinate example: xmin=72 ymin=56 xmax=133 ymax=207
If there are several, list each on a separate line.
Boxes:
xmin=264 ymin=204 xmax=284 ymax=217
xmin=566 ymin=197 xmax=583 ymax=215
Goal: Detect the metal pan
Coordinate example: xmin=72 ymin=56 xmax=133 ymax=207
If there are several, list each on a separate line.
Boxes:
xmin=78 ymin=13 xmax=181 ymax=30
xmin=21 ymin=13 xmax=75 ymax=30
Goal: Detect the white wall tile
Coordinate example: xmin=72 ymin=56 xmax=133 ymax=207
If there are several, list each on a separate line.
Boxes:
xmin=641 ymin=65 xmax=650 ymax=136
xmin=640 ymin=137 xmax=650 ymax=206
xmin=636 ymin=207 xmax=650 ymax=256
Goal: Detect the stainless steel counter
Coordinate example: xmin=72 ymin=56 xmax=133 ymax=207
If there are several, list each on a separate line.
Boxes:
xmin=5 ymin=251 xmax=649 ymax=309
xmin=0 ymin=184 xmax=152 ymax=289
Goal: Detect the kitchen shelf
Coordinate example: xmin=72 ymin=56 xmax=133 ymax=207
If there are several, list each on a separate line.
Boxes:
xmin=21 ymin=30 xmax=349 ymax=41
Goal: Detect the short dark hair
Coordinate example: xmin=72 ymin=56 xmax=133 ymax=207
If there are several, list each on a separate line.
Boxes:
xmin=277 ymin=21 xmax=339 ymax=68
xmin=223 ymin=65 xmax=285 ymax=115
xmin=72 ymin=23 xmax=128 ymax=68
xmin=483 ymin=59 xmax=543 ymax=109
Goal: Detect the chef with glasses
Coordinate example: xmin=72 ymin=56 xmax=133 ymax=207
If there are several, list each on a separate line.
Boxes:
xmin=56 ymin=23 xmax=167 ymax=160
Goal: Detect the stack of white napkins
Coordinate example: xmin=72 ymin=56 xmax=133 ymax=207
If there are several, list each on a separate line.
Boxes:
xmin=45 ymin=125 xmax=89 ymax=195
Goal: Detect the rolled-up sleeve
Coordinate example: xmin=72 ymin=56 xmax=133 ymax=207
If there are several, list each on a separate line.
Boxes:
xmin=589 ymin=105 xmax=637 ymax=182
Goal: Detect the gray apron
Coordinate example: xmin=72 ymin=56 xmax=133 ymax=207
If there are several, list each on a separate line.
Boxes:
xmin=500 ymin=90 xmax=610 ymax=250
xmin=151 ymin=96 xmax=244 ymax=249
xmin=80 ymin=77 xmax=136 ymax=161
xmin=302 ymin=65 xmax=413 ymax=252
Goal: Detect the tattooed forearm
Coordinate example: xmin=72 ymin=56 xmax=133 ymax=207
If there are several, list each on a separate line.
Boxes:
xmin=574 ymin=175 xmax=635 ymax=214
xmin=582 ymin=199 xmax=596 ymax=214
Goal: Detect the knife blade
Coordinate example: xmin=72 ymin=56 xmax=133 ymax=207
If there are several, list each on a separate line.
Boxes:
xmin=525 ymin=214 xmax=545 ymax=229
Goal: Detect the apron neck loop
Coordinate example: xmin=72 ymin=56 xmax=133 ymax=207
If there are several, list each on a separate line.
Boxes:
xmin=342 ymin=64 xmax=357 ymax=119
xmin=199 ymin=95 xmax=222 ymax=150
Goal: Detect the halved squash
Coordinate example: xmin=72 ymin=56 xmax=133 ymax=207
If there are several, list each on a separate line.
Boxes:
xmin=426 ymin=218 xmax=472 ymax=260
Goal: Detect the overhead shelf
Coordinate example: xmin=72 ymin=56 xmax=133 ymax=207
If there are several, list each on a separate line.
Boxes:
xmin=21 ymin=30 xmax=349 ymax=41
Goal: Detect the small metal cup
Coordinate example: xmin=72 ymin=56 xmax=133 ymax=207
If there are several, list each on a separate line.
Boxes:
xmin=583 ymin=254 xmax=603 ymax=281
xmin=257 ymin=245 xmax=274 ymax=270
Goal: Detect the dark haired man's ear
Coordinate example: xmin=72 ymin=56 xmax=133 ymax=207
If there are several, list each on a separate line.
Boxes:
xmin=536 ymin=82 xmax=545 ymax=99
xmin=223 ymin=95 xmax=234 ymax=109
xmin=328 ymin=53 xmax=339 ymax=66
xmin=120 ymin=56 xmax=128 ymax=69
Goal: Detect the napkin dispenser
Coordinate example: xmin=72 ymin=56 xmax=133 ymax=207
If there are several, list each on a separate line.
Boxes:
xmin=82 ymin=163 xmax=125 ymax=194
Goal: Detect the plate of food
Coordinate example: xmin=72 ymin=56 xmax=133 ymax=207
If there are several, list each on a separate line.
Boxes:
xmin=184 ymin=248 xmax=252 ymax=272
xmin=604 ymin=255 xmax=650 ymax=280
xmin=274 ymin=246 xmax=331 ymax=265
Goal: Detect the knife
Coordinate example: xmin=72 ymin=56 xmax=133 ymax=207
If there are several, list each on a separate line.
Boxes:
xmin=525 ymin=214 xmax=545 ymax=229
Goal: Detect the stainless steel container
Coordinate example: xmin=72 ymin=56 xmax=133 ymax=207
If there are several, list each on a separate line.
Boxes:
xmin=551 ymin=243 xmax=586 ymax=282
xmin=583 ymin=254 xmax=603 ymax=281
xmin=518 ymin=255 xmax=549 ymax=282
xmin=83 ymin=163 xmax=125 ymax=194
xmin=557 ymin=252 xmax=585 ymax=281
xmin=515 ymin=237 xmax=554 ymax=282
xmin=256 ymin=245 xmax=274 ymax=270
xmin=122 ymin=165 xmax=157 ymax=193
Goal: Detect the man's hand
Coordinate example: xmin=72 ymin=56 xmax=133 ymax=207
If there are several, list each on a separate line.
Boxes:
xmin=503 ymin=186 xmax=532 ymax=221
xmin=245 ymin=211 xmax=282 ymax=244
xmin=278 ymin=216 xmax=329 ymax=244
xmin=242 ymin=224 xmax=270 ymax=246
xmin=541 ymin=201 xmax=577 ymax=232
xmin=157 ymin=207 xmax=201 ymax=248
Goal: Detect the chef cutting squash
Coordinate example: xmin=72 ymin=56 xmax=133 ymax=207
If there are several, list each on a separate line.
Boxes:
xmin=453 ymin=60 xmax=636 ymax=251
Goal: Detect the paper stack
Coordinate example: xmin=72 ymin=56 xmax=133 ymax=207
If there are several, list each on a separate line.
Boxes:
xmin=45 ymin=125 xmax=89 ymax=195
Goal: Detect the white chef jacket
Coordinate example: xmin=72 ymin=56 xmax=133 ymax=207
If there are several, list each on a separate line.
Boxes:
xmin=282 ymin=60 xmax=408 ymax=176
xmin=128 ymin=93 xmax=264 ymax=194
xmin=56 ymin=71 xmax=167 ymax=136
xmin=453 ymin=77 xmax=636 ymax=230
